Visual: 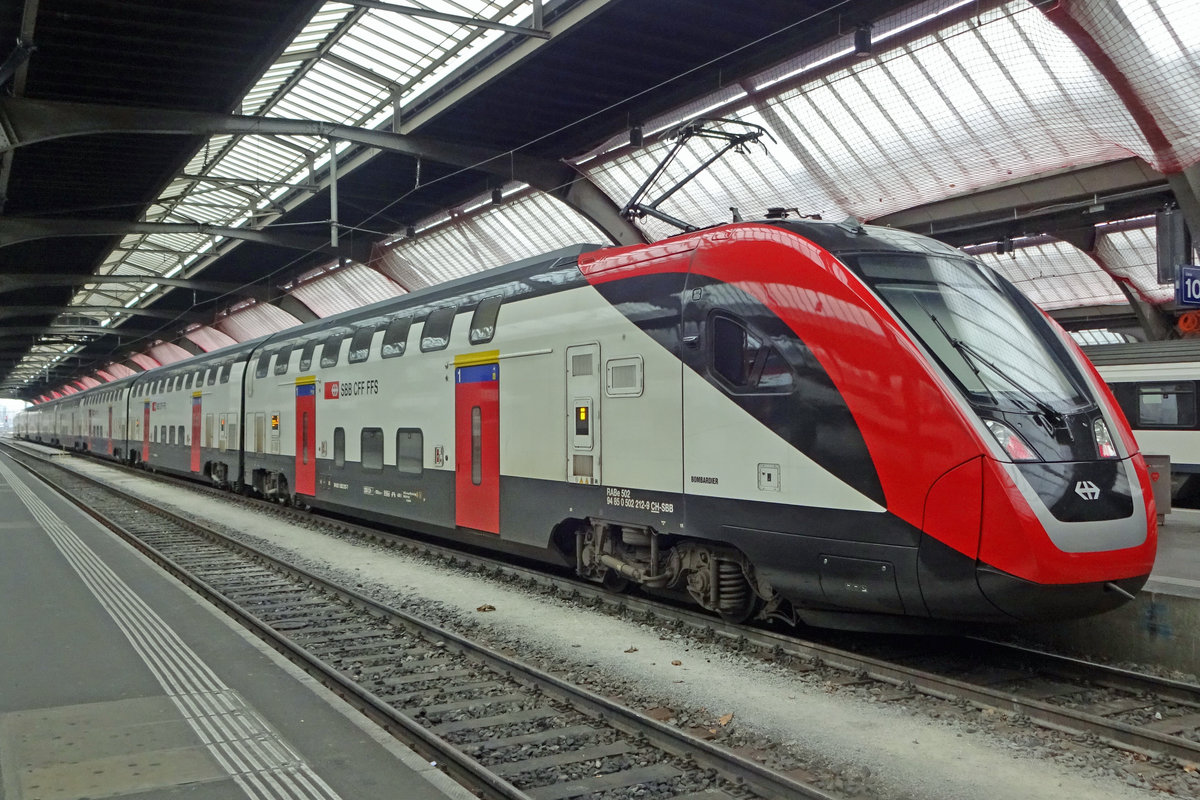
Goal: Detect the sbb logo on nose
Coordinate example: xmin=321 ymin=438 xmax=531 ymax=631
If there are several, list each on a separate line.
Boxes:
xmin=1074 ymin=480 xmax=1101 ymax=501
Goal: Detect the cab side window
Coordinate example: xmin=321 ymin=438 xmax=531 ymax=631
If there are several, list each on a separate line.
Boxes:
xmin=710 ymin=314 xmax=794 ymax=393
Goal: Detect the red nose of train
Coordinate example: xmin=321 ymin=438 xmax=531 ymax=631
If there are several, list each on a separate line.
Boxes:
xmin=920 ymin=445 xmax=1156 ymax=622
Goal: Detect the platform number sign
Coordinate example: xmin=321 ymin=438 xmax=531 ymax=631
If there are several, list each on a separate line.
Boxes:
xmin=1178 ymin=264 xmax=1200 ymax=307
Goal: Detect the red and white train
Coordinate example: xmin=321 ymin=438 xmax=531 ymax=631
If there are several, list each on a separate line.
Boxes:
xmin=16 ymin=219 xmax=1157 ymax=630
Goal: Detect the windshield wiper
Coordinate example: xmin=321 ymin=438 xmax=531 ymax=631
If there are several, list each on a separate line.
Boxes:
xmin=924 ymin=312 xmax=997 ymax=405
xmin=924 ymin=311 xmax=1067 ymax=427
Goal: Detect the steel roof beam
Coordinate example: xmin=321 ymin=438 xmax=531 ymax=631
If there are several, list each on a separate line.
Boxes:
xmin=0 ymin=97 xmax=645 ymax=246
xmin=0 ymin=217 xmax=364 ymax=258
xmin=0 ymin=325 xmax=156 ymax=339
xmin=339 ymin=0 xmax=549 ymax=39
xmin=0 ymin=273 xmax=271 ymax=301
xmin=0 ymin=305 xmax=207 ymax=323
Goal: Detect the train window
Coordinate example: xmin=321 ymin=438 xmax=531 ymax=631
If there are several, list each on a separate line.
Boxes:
xmin=299 ymin=341 xmax=317 ymax=371
xmin=207 ymin=368 xmax=217 ymax=386
xmin=1137 ymin=383 xmax=1197 ymax=427
xmin=710 ymin=315 xmax=793 ymax=393
xmin=194 ymin=369 xmax=204 ymax=387
xmin=160 ymin=425 xmax=167 ymax=443
xmin=381 ymin=316 xmax=411 ymax=358
xmin=178 ymin=425 xmax=185 ymax=444
xmin=220 ymin=362 xmax=232 ymax=383
xmin=712 ymin=316 xmax=757 ymax=387
xmin=471 ymin=407 xmax=483 ymax=486
xmin=320 ymin=334 xmax=344 ymax=368
xmin=421 ymin=306 xmax=456 ymax=352
xmin=334 ymin=427 xmax=345 ymax=468
xmin=184 ymin=373 xmax=192 ymax=390
xmin=758 ymin=349 xmax=794 ymax=391
xmin=606 ymin=356 xmax=644 ymax=397
xmin=274 ymin=344 xmax=293 ymax=375
xmin=255 ymin=351 xmax=272 ymax=379
xmin=469 ymin=295 xmax=502 ymax=345
xmin=349 ymin=326 xmax=374 ymax=364
xmin=362 ymin=427 xmax=384 ymax=471
xmin=169 ymin=426 xmax=175 ymax=445
xmin=301 ymin=412 xmax=309 ymax=464
xmin=396 ymin=429 xmax=422 ymax=476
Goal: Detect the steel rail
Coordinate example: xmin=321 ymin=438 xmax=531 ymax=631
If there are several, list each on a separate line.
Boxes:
xmin=4 ymin=443 xmax=837 ymax=800
xmin=9 ymin=440 xmax=1200 ymax=768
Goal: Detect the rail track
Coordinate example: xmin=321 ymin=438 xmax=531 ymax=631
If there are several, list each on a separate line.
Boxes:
xmin=2 ymin=442 xmax=835 ymax=800
xmin=6 ymin=440 xmax=1200 ymax=793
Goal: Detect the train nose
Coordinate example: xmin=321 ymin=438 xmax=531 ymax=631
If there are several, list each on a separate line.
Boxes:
xmin=972 ymin=454 xmax=1156 ymax=621
xmin=916 ymin=454 xmax=1156 ymax=622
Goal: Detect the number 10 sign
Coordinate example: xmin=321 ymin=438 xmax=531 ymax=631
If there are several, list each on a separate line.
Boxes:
xmin=1178 ymin=264 xmax=1200 ymax=307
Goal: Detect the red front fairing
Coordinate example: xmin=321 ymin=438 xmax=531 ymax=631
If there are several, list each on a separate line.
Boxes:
xmin=685 ymin=227 xmax=986 ymax=539
xmin=975 ymin=453 xmax=1157 ymax=585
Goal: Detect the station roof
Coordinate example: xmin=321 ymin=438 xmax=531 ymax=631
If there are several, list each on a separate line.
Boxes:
xmin=2 ymin=0 xmax=1198 ymax=400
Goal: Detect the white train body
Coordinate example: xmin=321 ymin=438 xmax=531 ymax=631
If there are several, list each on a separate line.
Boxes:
xmin=16 ymin=224 xmax=1158 ymax=630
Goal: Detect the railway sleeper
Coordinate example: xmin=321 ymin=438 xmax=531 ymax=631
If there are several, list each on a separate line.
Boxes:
xmin=573 ymin=519 xmax=782 ymax=624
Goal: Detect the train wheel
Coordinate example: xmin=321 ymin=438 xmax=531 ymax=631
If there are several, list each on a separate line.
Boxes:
xmin=602 ymin=568 xmax=630 ymax=594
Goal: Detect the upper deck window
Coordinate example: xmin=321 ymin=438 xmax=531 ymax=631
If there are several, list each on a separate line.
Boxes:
xmin=469 ymin=296 xmax=502 ymax=345
xmin=320 ymin=334 xmax=344 ymax=368
xmin=421 ymin=306 xmax=456 ymax=352
xmin=382 ymin=316 xmax=411 ymax=358
xmin=299 ymin=340 xmax=317 ymax=371
xmin=275 ymin=344 xmax=293 ymax=375
xmin=349 ymin=326 xmax=374 ymax=364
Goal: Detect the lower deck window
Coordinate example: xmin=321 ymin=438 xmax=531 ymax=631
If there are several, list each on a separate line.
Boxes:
xmin=396 ymin=429 xmax=422 ymax=476
xmin=362 ymin=427 xmax=384 ymax=471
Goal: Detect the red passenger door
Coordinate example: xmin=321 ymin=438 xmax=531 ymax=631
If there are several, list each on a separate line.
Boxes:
xmin=295 ymin=377 xmax=316 ymax=496
xmin=454 ymin=354 xmax=500 ymax=533
xmin=190 ymin=392 xmax=202 ymax=472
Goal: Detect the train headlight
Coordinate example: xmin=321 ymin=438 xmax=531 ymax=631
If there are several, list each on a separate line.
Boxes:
xmin=1092 ymin=418 xmax=1118 ymax=459
xmin=984 ymin=420 xmax=1039 ymax=461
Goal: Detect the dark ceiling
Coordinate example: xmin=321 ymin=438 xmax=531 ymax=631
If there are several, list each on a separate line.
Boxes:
xmin=0 ymin=0 xmax=1174 ymax=399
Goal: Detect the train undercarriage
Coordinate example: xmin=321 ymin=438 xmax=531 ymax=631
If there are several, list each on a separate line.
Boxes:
xmin=571 ymin=520 xmax=785 ymax=624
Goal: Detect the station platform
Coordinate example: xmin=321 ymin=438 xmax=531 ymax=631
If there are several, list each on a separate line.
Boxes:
xmin=1016 ymin=509 xmax=1200 ymax=676
xmin=0 ymin=448 xmax=472 ymax=800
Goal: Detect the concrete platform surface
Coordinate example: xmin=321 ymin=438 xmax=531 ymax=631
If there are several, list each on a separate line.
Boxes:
xmin=0 ymin=449 xmax=472 ymax=800
xmin=1017 ymin=508 xmax=1200 ymax=676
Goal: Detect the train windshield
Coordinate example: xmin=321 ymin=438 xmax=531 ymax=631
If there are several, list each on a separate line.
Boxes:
xmin=851 ymin=253 xmax=1089 ymax=412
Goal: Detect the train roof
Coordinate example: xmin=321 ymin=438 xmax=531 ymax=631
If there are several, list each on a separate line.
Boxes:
xmin=770 ymin=219 xmax=966 ymax=260
xmin=1083 ymin=339 xmax=1200 ymax=366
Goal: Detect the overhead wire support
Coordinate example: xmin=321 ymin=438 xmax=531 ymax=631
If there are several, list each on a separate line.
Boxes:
xmin=619 ymin=117 xmax=774 ymax=233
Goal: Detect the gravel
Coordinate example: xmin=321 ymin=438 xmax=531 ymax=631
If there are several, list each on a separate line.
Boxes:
xmin=73 ymin=459 xmax=1198 ymax=800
